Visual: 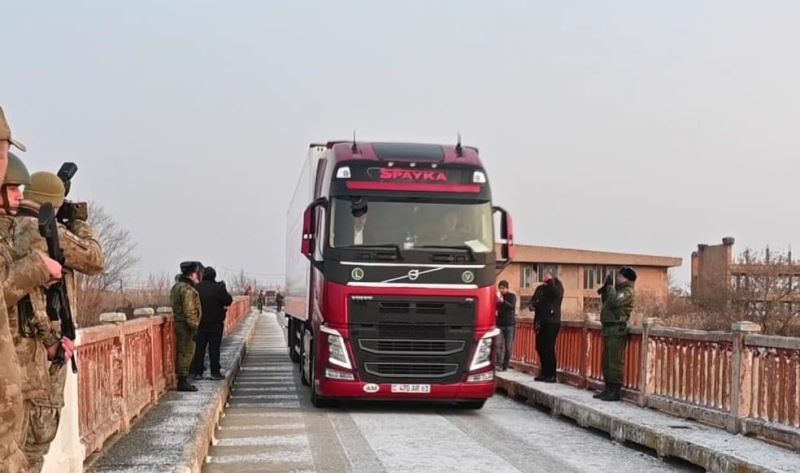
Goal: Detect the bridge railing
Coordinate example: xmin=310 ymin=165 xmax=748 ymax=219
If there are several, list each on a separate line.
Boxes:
xmin=74 ymin=296 xmax=251 ymax=460
xmin=511 ymin=317 xmax=800 ymax=450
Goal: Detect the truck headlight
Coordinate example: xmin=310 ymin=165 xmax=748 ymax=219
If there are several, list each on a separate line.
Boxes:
xmin=321 ymin=325 xmax=352 ymax=370
xmin=470 ymin=328 xmax=500 ymax=371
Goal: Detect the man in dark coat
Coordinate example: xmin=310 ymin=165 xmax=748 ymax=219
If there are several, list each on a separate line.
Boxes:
xmin=192 ymin=266 xmax=233 ymax=380
xmin=529 ymin=272 xmax=564 ymax=382
xmin=495 ymin=280 xmax=517 ymax=371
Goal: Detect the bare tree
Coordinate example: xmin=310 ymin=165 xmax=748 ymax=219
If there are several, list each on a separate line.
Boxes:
xmin=74 ymin=203 xmax=139 ymax=326
xmin=730 ymin=247 xmax=800 ymax=335
xmin=228 ymin=269 xmax=250 ymax=295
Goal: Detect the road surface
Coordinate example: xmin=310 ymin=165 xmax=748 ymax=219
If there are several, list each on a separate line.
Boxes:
xmin=203 ymin=313 xmax=699 ymax=473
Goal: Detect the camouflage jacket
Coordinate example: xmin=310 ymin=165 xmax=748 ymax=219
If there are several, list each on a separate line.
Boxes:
xmin=170 ymin=278 xmax=201 ymax=328
xmin=11 ymin=214 xmax=105 ymax=403
xmin=600 ymin=282 xmax=635 ymax=335
xmin=0 ymin=214 xmax=49 ymax=467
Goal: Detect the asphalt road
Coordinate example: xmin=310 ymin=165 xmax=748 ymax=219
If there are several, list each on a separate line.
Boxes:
xmin=203 ymin=313 xmax=700 ymax=473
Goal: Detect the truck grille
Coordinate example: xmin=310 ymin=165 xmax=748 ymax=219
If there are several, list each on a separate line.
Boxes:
xmin=358 ymin=339 xmax=466 ymax=356
xmin=349 ymin=296 xmax=476 ymax=384
xmin=364 ymin=362 xmax=459 ymax=379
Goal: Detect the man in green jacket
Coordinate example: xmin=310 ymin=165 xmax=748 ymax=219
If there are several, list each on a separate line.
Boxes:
xmin=595 ymin=266 xmax=636 ymax=402
xmin=170 ymin=261 xmax=204 ymax=392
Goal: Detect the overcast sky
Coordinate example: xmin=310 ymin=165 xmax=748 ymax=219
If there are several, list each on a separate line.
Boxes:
xmin=3 ymin=1 xmax=798 ymax=288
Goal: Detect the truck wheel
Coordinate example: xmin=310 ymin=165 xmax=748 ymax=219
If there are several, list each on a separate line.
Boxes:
xmin=308 ymin=339 xmax=332 ymax=408
xmin=288 ymin=318 xmax=300 ymax=363
xmin=457 ymin=400 xmax=486 ymax=410
xmin=300 ymin=329 xmax=311 ymax=386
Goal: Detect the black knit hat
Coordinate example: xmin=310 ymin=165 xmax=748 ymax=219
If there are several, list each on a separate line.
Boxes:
xmin=618 ymin=266 xmax=637 ymax=282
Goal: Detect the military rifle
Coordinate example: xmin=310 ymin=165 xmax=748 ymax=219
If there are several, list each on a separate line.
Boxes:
xmin=39 ymin=202 xmax=78 ymax=373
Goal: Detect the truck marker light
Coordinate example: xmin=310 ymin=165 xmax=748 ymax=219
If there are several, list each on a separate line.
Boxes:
xmin=321 ymin=325 xmax=352 ymax=370
xmin=326 ymin=368 xmax=355 ymax=381
xmin=467 ymin=372 xmax=494 ymax=383
xmin=470 ymin=328 xmax=501 ymax=371
xmin=473 ymin=171 xmax=487 ymax=184
xmin=336 ymin=166 xmax=351 ymax=179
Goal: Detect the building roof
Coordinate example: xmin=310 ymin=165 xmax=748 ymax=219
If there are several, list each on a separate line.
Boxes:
xmin=512 ymin=244 xmax=682 ymax=268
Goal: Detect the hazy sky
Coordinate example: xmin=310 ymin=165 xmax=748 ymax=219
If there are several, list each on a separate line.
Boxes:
xmin=3 ymin=1 xmax=798 ymax=288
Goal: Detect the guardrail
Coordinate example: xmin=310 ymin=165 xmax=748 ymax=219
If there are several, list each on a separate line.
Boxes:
xmin=510 ymin=317 xmax=800 ymax=450
xmin=76 ymin=296 xmax=251 ymax=459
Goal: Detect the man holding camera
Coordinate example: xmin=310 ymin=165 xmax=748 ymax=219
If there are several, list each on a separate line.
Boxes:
xmin=595 ymin=266 xmax=637 ymax=402
xmin=529 ymin=272 xmax=564 ymax=383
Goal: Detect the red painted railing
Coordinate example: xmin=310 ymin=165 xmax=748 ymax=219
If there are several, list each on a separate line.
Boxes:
xmin=510 ymin=317 xmax=800 ymax=450
xmin=76 ymin=296 xmax=251 ymax=458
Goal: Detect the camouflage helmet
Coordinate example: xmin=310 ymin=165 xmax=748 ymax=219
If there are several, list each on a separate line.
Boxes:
xmin=24 ymin=171 xmax=66 ymax=207
xmin=4 ymin=152 xmax=32 ymax=187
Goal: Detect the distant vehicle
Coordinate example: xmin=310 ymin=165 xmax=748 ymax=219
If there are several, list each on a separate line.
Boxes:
xmin=285 ymin=141 xmax=514 ymax=408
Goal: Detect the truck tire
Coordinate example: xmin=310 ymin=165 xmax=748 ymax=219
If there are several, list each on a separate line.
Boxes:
xmin=288 ymin=318 xmax=301 ymax=363
xmin=309 ymin=340 xmax=332 ymax=408
xmin=300 ymin=328 xmax=311 ymax=386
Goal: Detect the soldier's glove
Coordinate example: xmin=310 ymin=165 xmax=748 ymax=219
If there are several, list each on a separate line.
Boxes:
xmin=603 ymin=274 xmax=614 ymax=287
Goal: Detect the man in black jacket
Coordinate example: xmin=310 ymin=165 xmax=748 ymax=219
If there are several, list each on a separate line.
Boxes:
xmin=495 ymin=280 xmax=517 ymax=371
xmin=192 ymin=266 xmax=233 ymax=380
xmin=530 ymin=273 xmax=564 ymax=382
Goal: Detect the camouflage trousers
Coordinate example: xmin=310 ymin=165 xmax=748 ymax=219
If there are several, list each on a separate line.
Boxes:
xmin=602 ymin=333 xmax=627 ymax=385
xmin=175 ymin=321 xmax=197 ymax=378
xmin=19 ymin=401 xmax=59 ymax=473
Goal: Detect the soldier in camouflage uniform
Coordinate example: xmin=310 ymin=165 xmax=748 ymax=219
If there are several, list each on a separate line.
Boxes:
xmin=595 ymin=266 xmax=637 ymax=402
xmin=171 ymin=261 xmax=204 ymax=392
xmin=0 ymin=143 xmax=63 ymax=472
xmin=12 ymin=171 xmax=105 ymax=471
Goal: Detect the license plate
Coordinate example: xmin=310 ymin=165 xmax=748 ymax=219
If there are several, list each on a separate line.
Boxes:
xmin=391 ymin=384 xmax=431 ymax=394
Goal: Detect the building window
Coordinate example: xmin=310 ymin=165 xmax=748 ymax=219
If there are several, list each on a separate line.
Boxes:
xmin=521 ymin=264 xmax=538 ymax=289
xmin=583 ymin=266 xmax=617 ymax=289
xmin=521 ymin=264 xmax=558 ymax=289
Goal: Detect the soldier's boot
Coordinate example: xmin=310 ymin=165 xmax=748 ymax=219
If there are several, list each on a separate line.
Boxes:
xmin=211 ymin=370 xmax=226 ymax=380
xmin=600 ymin=383 xmax=621 ymax=402
xmin=177 ymin=377 xmax=199 ymax=392
xmin=593 ymin=385 xmax=611 ymax=399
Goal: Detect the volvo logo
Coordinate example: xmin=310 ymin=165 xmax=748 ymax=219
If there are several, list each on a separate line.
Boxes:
xmin=408 ymin=269 xmax=420 ymax=281
xmin=462 ymin=271 xmax=475 ymax=284
xmin=351 ymin=267 xmax=365 ymax=281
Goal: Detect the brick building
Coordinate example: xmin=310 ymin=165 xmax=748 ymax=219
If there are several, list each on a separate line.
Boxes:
xmin=691 ymin=237 xmax=799 ymax=312
xmin=498 ymin=244 xmax=682 ymax=321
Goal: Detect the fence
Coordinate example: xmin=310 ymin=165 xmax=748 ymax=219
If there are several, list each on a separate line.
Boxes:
xmin=76 ymin=296 xmax=251 ymax=459
xmin=511 ymin=317 xmax=800 ymax=450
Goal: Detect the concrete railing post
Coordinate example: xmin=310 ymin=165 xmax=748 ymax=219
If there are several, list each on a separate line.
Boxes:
xmin=639 ymin=317 xmax=661 ymax=407
xmin=579 ymin=316 xmax=590 ymax=389
xmin=728 ymin=321 xmax=761 ymax=433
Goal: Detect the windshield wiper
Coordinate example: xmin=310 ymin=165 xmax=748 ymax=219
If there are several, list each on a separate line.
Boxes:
xmin=418 ymin=245 xmax=475 ymax=262
xmin=339 ymin=243 xmax=403 ymax=260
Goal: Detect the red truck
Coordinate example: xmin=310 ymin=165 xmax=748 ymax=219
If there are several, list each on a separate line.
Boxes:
xmin=285 ymin=141 xmax=514 ymax=408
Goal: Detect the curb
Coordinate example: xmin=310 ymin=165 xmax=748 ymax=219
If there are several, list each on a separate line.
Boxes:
xmin=495 ymin=373 xmax=795 ymax=473
xmin=88 ymin=312 xmax=259 ymax=473
xmin=178 ymin=313 xmax=259 ymax=473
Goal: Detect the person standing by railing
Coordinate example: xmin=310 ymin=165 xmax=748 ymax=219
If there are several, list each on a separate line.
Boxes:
xmin=530 ymin=272 xmax=564 ymax=383
xmin=495 ymin=280 xmax=517 ymax=371
xmin=170 ymin=261 xmax=204 ymax=392
xmin=192 ymin=266 xmax=233 ymax=380
xmin=595 ymin=266 xmax=637 ymax=402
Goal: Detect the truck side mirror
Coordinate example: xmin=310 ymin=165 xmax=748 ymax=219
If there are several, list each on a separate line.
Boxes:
xmin=493 ymin=206 xmax=514 ymax=269
xmin=301 ymin=198 xmax=327 ymax=270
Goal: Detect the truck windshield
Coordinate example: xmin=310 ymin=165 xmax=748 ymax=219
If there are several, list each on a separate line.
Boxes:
xmin=330 ymin=198 xmax=494 ymax=253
